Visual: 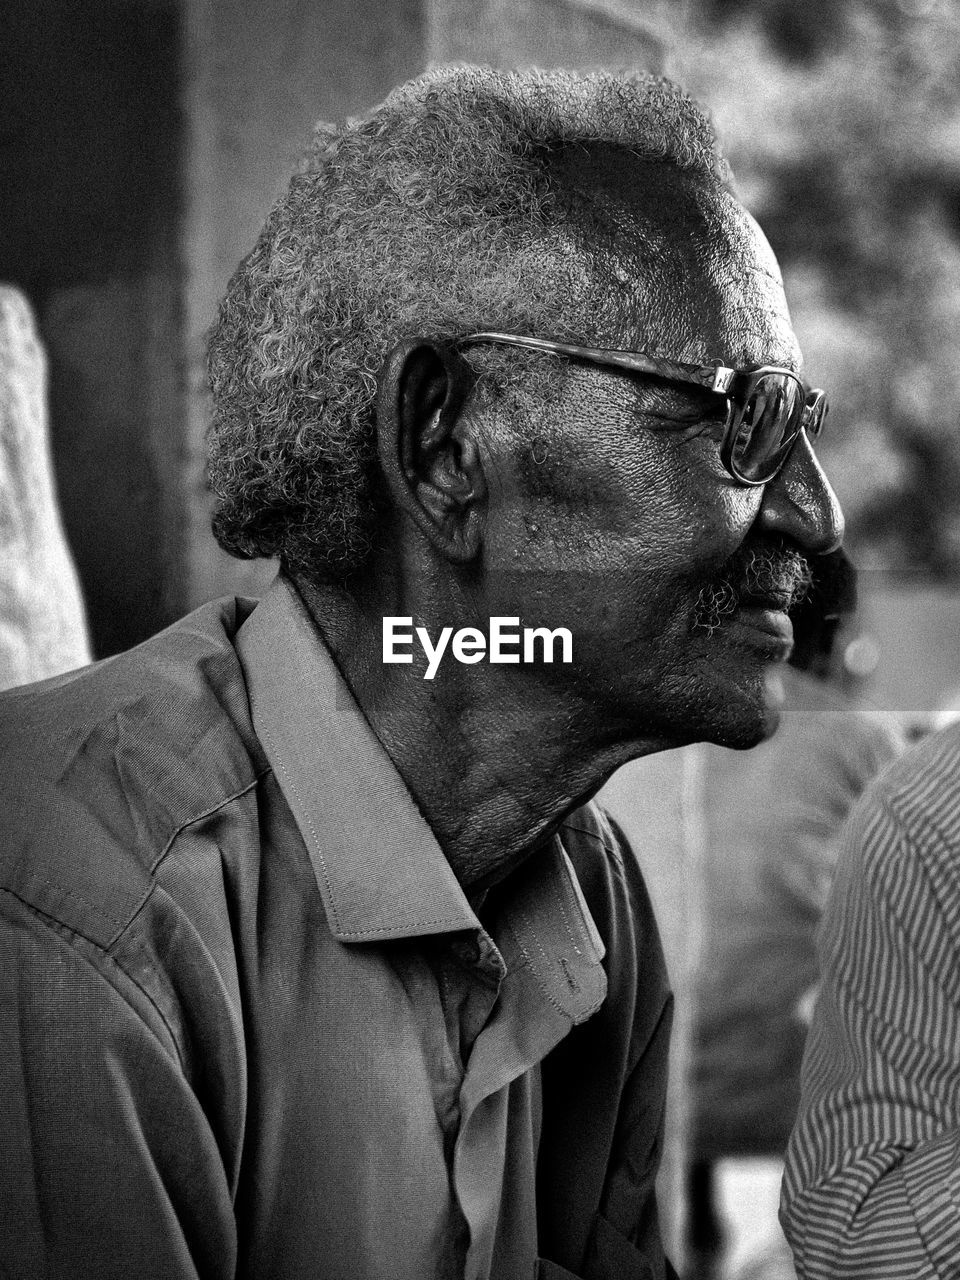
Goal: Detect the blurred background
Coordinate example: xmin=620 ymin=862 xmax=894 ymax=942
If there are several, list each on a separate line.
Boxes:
xmin=4 ymin=0 xmax=960 ymax=707
xmin=3 ymin=1 xmax=960 ymax=1277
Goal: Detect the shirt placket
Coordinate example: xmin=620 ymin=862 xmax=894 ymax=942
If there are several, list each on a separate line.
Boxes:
xmin=450 ymin=873 xmax=605 ymax=1280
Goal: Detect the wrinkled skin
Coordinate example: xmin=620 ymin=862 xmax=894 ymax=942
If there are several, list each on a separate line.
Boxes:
xmin=298 ymin=152 xmax=844 ymax=891
xmin=475 ymin=160 xmax=839 ymax=758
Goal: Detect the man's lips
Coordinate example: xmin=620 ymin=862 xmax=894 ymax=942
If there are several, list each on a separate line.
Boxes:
xmin=732 ymin=602 xmax=795 ymax=657
xmin=690 ymin=545 xmax=812 ymax=640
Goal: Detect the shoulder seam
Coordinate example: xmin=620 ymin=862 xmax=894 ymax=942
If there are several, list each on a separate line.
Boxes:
xmin=112 ymin=766 xmax=272 ymax=947
xmin=0 ymin=886 xmax=188 ymax=1072
xmin=147 ymin=768 xmax=272 ymax=879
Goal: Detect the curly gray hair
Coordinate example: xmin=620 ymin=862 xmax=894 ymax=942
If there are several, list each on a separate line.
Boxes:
xmin=206 ymin=65 xmax=727 ymax=579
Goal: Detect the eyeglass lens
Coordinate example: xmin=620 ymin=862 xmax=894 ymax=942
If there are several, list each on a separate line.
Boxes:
xmin=730 ymin=373 xmax=805 ymax=482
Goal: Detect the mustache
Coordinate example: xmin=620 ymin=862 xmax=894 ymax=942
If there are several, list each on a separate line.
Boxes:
xmin=691 ymin=542 xmax=813 ymax=637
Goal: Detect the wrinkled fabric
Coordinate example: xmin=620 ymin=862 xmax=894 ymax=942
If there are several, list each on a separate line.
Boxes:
xmin=0 ymin=573 xmax=674 ymax=1280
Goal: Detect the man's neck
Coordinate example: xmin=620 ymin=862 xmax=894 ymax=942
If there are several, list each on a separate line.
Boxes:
xmin=290 ymin=571 xmax=654 ymax=893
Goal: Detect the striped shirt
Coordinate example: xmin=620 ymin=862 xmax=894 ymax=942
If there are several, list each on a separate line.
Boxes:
xmin=781 ymin=720 xmax=960 ymax=1278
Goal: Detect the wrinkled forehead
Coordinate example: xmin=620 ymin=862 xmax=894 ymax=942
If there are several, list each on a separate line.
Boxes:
xmin=548 ymin=149 xmax=800 ymax=371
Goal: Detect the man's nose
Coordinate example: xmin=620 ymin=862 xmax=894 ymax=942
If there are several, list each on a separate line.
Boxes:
xmin=756 ymin=431 xmax=844 ymax=555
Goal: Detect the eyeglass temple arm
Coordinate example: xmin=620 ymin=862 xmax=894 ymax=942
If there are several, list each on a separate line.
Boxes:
xmin=460 ymin=332 xmax=732 ymax=393
xmin=460 ymin=332 xmax=827 ymax=441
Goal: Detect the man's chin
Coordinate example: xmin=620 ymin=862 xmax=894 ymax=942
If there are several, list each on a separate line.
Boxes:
xmin=736 ymin=666 xmax=786 ymax=745
xmin=697 ymin=662 xmax=788 ymax=751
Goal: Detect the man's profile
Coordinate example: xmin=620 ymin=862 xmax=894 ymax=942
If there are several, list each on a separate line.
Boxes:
xmin=0 ymin=66 xmax=842 ymax=1279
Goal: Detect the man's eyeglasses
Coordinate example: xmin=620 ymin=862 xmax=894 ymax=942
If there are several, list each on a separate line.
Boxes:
xmin=458 ymin=332 xmax=828 ymax=487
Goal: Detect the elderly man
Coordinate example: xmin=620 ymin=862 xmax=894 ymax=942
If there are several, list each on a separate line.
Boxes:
xmin=0 ymin=67 xmax=841 ymax=1280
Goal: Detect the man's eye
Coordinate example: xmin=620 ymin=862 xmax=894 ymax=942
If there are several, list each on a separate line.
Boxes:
xmin=637 ymin=384 xmax=726 ymax=431
xmin=673 ymin=415 xmax=727 ymax=446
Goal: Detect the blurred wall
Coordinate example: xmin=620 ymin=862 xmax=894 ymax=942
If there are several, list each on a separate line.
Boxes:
xmin=426 ymin=0 xmax=665 ymax=67
xmin=1 ymin=0 xmax=185 ymax=657
xmin=183 ymin=0 xmax=427 ymax=607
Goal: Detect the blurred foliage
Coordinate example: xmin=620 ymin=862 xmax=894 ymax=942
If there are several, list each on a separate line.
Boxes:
xmin=665 ymin=0 xmax=960 ymax=574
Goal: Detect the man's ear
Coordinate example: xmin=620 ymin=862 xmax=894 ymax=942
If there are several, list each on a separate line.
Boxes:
xmin=376 ymin=339 xmax=487 ymax=563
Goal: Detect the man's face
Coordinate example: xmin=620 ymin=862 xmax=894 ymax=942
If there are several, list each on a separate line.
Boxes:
xmin=475 ymin=155 xmax=843 ymax=752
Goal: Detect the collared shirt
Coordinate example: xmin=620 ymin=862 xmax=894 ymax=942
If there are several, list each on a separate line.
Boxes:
xmin=0 ymin=573 xmax=673 ymax=1280
xmin=781 ymin=721 xmax=960 ymax=1279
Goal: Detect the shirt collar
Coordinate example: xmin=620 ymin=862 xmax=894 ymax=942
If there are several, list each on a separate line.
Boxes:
xmin=235 ymin=574 xmax=605 ymax=1021
xmin=236 ymin=573 xmax=475 ymax=942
